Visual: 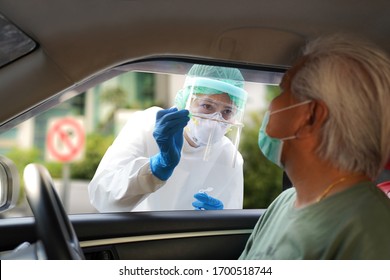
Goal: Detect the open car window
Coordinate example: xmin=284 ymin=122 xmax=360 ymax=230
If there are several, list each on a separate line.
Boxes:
xmin=0 ymin=61 xmax=285 ymax=217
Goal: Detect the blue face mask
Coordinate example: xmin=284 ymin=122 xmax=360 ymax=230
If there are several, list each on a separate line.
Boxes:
xmin=258 ymin=100 xmax=312 ymax=168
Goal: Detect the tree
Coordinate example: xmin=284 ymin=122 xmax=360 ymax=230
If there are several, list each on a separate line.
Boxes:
xmin=71 ymin=133 xmax=115 ymax=180
xmin=240 ymin=112 xmax=283 ymax=208
xmin=100 ymin=86 xmax=128 ymax=109
xmin=239 ymin=85 xmax=283 ymax=209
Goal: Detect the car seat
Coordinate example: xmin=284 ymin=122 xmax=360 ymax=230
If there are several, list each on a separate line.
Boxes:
xmin=377 ymin=161 xmax=390 ymax=198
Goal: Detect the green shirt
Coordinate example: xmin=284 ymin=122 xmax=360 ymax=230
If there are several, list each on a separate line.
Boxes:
xmin=239 ymin=181 xmax=390 ymax=259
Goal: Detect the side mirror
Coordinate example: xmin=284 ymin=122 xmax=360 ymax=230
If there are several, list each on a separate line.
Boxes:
xmin=0 ymin=155 xmax=20 ymax=212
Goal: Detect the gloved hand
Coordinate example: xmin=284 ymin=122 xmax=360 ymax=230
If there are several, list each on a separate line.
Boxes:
xmin=192 ymin=192 xmax=224 ymax=210
xmin=150 ymin=107 xmax=189 ymax=181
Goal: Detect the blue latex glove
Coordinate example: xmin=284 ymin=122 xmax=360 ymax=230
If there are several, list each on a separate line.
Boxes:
xmin=192 ymin=192 xmax=224 ymax=210
xmin=150 ymin=107 xmax=189 ymax=181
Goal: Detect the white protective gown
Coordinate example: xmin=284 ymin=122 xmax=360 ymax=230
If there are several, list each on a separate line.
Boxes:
xmin=88 ymin=106 xmax=244 ymax=212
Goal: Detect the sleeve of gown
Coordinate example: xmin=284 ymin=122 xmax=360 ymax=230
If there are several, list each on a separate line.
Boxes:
xmin=88 ymin=107 xmax=166 ymax=212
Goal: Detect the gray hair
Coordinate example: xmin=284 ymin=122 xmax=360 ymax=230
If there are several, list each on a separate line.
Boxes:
xmin=291 ymin=34 xmax=390 ymax=179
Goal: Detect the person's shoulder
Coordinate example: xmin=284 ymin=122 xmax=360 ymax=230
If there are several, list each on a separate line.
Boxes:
xmin=351 ymin=181 xmax=390 ymax=208
xmin=257 ymin=188 xmax=296 ymax=225
xmin=144 ymin=106 xmax=163 ymax=115
xmin=268 ymin=188 xmax=296 ymax=209
xmin=359 ymin=182 xmax=390 ymax=218
xmin=136 ymin=106 xmax=164 ymax=120
xmin=278 ymin=187 xmax=296 ymax=201
xmin=121 ymin=106 xmax=162 ymax=130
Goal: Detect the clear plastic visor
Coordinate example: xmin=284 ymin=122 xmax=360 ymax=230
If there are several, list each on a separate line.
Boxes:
xmin=188 ymin=95 xmax=244 ymax=126
xmin=184 ymin=93 xmax=246 ymax=167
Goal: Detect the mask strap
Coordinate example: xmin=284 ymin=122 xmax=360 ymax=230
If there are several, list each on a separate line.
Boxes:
xmin=269 ymin=100 xmax=312 ymax=141
xmin=270 ymin=100 xmax=312 ymax=115
xmin=280 ymin=135 xmax=297 ymax=141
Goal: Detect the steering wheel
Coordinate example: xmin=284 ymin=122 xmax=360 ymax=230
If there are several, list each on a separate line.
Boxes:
xmin=23 ymin=163 xmax=84 ymax=260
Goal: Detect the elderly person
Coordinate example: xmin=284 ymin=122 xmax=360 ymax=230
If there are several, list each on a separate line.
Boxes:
xmin=240 ymin=34 xmax=390 ymax=259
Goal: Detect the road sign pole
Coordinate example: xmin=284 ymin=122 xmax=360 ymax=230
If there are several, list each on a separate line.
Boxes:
xmin=46 ymin=117 xmax=85 ymax=212
xmin=61 ymin=163 xmax=71 ymax=211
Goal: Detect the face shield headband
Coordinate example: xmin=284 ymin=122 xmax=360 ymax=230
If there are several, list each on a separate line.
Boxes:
xmin=183 ymin=76 xmax=248 ymax=112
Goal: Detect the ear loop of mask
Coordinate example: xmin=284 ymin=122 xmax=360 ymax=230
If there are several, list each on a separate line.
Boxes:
xmin=266 ymin=100 xmax=313 ymax=142
xmin=270 ymin=100 xmax=312 ymax=115
xmin=269 ymin=100 xmax=312 ymax=140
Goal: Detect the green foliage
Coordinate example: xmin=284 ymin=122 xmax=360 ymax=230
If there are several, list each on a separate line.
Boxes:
xmin=6 ymin=147 xmax=41 ymax=203
xmin=6 ymin=147 xmax=41 ymax=173
xmin=71 ymin=133 xmax=115 ymax=180
xmin=4 ymin=133 xmax=114 ymax=197
xmin=265 ymin=85 xmax=281 ymax=103
xmin=101 ymin=86 xmax=128 ymax=109
xmin=44 ymin=162 xmax=63 ymax=178
xmin=240 ymin=111 xmax=283 ymax=209
xmin=6 ymin=147 xmax=66 ymax=183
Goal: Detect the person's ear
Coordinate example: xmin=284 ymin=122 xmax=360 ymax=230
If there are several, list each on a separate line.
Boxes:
xmin=297 ymin=100 xmax=329 ymax=138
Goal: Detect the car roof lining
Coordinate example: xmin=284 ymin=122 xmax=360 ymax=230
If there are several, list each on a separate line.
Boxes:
xmin=1 ymin=1 xmax=390 ymax=129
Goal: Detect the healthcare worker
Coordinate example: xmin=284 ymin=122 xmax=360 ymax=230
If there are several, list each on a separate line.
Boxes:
xmin=88 ymin=64 xmax=248 ymax=212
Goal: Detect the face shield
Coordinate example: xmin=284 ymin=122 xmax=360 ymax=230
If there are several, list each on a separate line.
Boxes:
xmin=182 ymin=76 xmax=248 ymax=167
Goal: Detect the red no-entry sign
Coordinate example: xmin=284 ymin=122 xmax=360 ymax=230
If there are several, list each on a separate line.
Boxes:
xmin=46 ymin=117 xmax=85 ymax=162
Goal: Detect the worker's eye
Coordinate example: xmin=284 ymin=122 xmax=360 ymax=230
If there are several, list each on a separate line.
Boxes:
xmin=221 ymin=108 xmax=234 ymax=120
xmin=196 ymin=100 xmax=217 ymax=113
xmin=201 ymin=103 xmax=214 ymax=111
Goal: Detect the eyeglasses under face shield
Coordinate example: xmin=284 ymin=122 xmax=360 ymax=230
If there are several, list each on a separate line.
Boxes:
xmin=189 ymin=96 xmax=243 ymax=126
xmin=184 ymin=76 xmax=247 ymax=125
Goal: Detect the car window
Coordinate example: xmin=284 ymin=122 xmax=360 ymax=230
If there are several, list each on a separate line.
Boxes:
xmin=0 ymin=61 xmax=284 ymax=217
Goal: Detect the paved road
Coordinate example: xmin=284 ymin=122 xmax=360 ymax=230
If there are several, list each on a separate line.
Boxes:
xmin=53 ymin=179 xmax=98 ymax=214
xmin=3 ymin=179 xmax=98 ymax=218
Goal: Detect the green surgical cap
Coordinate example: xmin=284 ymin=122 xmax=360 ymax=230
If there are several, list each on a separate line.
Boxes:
xmin=175 ymin=64 xmax=247 ymax=110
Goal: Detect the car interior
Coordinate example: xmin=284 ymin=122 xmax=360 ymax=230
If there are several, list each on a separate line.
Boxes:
xmin=0 ymin=1 xmax=390 ymax=260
